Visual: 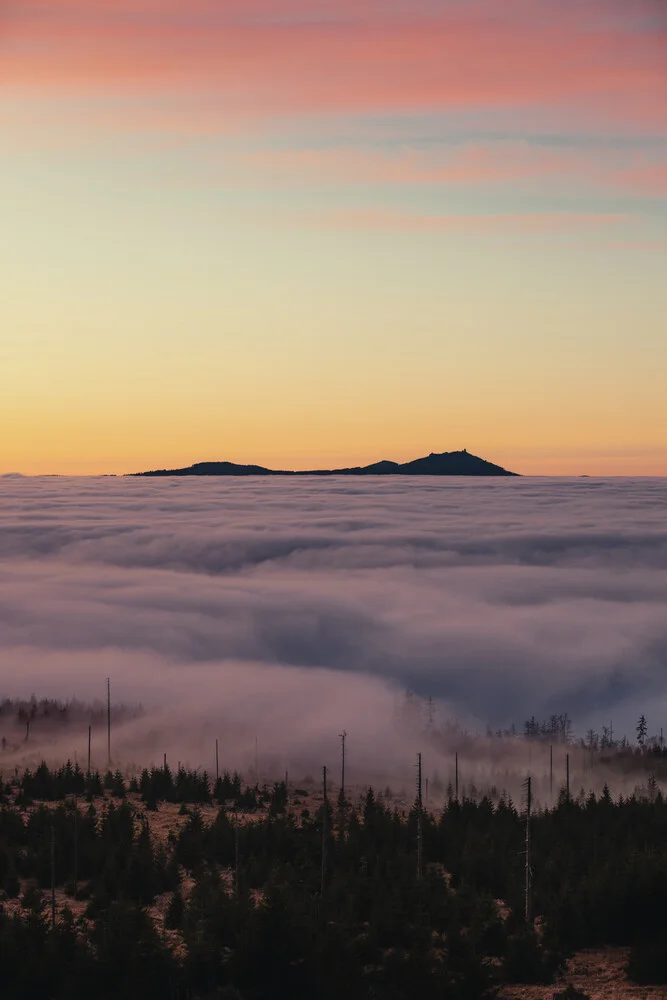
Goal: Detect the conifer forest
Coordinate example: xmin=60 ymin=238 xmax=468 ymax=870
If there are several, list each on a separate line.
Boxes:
xmin=1 ymin=717 xmax=667 ymax=1000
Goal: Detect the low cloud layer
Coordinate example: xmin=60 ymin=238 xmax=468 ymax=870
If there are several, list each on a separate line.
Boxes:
xmin=1 ymin=475 xmax=666 ymax=778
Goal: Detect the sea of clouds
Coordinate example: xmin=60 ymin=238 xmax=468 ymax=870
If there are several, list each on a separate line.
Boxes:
xmin=0 ymin=474 xmax=666 ymax=784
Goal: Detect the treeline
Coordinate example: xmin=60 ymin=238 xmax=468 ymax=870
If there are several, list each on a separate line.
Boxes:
xmin=521 ymin=711 xmax=667 ymax=754
xmin=1 ymin=762 xmax=667 ymax=998
xmin=135 ymin=765 xmax=278 ymax=813
xmin=522 ymin=713 xmax=573 ymax=741
xmin=0 ymin=696 xmax=143 ymax=744
xmin=402 ymin=691 xmax=666 ymax=755
xmin=14 ymin=761 xmax=286 ymax=814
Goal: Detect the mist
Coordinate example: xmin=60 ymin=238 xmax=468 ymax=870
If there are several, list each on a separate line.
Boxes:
xmin=1 ymin=475 xmax=666 ymax=797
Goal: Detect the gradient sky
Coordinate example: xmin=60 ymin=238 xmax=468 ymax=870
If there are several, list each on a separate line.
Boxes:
xmin=1 ymin=0 xmax=666 ymax=476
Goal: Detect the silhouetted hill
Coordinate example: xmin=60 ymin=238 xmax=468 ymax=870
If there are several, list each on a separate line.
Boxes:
xmin=399 ymin=452 xmax=513 ymax=476
xmin=134 ymin=450 xmax=518 ymax=477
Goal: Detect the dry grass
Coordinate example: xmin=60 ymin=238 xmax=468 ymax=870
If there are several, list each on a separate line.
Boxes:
xmin=1 ymin=880 xmax=89 ymax=923
xmin=501 ymin=949 xmax=667 ymax=1000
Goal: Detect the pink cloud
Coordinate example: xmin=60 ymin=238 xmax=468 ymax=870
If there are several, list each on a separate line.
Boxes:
xmin=2 ymin=1 xmax=666 ymax=129
xmin=236 ymin=144 xmax=667 ymax=198
xmin=615 ymin=162 xmax=667 ymax=198
xmin=302 ymin=208 xmax=629 ymax=234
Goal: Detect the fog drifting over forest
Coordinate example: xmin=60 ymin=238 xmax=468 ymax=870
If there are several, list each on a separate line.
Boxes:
xmin=1 ymin=475 xmax=666 ymax=786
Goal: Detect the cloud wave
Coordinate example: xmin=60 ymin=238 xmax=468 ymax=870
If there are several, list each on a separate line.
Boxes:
xmin=1 ymin=476 xmax=666 ymax=754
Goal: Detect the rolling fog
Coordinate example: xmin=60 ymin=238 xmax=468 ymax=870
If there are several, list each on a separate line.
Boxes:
xmin=0 ymin=474 xmax=666 ymax=799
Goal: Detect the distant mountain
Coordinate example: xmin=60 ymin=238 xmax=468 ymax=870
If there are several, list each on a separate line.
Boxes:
xmin=133 ymin=450 xmax=518 ymax=477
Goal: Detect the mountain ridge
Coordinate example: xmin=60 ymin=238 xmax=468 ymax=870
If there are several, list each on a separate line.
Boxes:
xmin=132 ymin=450 xmax=518 ymax=477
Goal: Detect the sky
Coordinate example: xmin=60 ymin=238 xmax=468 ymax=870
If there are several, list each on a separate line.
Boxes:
xmin=1 ymin=475 xmax=666 ymax=783
xmin=1 ymin=0 xmax=666 ymax=476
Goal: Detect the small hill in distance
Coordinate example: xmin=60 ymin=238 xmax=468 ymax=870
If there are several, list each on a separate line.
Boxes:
xmin=133 ymin=449 xmax=518 ymax=477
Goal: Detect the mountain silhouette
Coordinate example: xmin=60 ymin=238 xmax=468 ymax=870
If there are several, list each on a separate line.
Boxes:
xmin=134 ymin=450 xmax=518 ymax=477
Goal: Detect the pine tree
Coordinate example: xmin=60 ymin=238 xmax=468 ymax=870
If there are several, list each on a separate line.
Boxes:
xmin=637 ymin=715 xmax=648 ymax=750
xmin=165 ymin=888 xmax=184 ymax=930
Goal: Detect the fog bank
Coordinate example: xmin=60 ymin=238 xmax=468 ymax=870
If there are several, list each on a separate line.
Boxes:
xmin=1 ymin=475 xmax=666 ymax=784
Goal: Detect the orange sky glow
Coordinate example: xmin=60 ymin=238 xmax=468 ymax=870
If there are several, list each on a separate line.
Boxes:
xmin=1 ymin=0 xmax=666 ymax=476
